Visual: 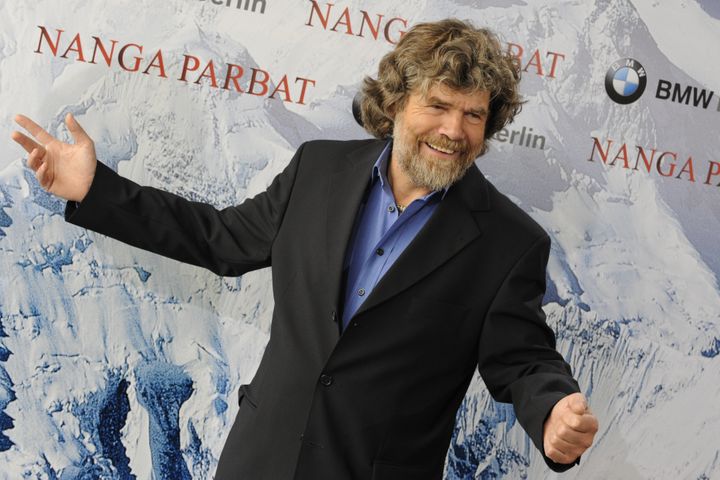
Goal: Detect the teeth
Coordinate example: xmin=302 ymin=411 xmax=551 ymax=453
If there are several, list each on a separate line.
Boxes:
xmin=426 ymin=142 xmax=455 ymax=154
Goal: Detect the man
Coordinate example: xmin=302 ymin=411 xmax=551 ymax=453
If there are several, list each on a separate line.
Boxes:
xmin=12 ymin=19 xmax=597 ymax=480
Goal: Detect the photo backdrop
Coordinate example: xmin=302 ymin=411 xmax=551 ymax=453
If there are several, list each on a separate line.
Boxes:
xmin=1 ymin=1 xmax=719 ymax=478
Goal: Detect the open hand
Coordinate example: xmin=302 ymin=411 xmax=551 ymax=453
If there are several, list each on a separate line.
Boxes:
xmin=543 ymin=392 xmax=598 ymax=464
xmin=11 ymin=113 xmax=97 ymax=202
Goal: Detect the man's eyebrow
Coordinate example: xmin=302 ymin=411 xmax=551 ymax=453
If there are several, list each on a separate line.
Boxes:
xmin=425 ymin=96 xmax=451 ymax=106
xmin=467 ymin=107 xmax=488 ymax=116
xmin=424 ymin=96 xmax=488 ymax=116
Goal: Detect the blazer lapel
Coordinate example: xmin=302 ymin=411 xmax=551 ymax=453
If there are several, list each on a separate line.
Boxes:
xmin=354 ymin=165 xmax=490 ymax=318
xmin=325 ymin=140 xmax=387 ymax=310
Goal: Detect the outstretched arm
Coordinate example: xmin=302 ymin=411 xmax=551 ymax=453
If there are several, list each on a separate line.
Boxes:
xmin=477 ymin=234 xmax=597 ymax=470
xmin=12 ymin=113 xmax=302 ymax=276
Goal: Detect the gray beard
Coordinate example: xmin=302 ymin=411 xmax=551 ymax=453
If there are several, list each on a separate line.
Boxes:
xmin=392 ymin=126 xmax=479 ymax=191
xmin=396 ymin=145 xmax=475 ymax=191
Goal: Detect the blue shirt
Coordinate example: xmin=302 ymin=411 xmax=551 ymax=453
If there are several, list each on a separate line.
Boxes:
xmin=341 ymin=141 xmax=446 ymax=330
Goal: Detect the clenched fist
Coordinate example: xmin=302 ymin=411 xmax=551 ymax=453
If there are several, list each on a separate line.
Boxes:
xmin=11 ymin=113 xmax=97 ymax=203
xmin=543 ymin=392 xmax=598 ymax=464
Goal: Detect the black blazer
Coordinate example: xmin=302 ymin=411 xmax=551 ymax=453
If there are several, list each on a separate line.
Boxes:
xmin=65 ymin=138 xmax=580 ymax=479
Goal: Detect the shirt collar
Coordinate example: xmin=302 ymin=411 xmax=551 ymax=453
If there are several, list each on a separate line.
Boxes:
xmin=371 ymin=140 xmax=449 ymax=201
xmin=371 ymin=140 xmax=392 ymax=187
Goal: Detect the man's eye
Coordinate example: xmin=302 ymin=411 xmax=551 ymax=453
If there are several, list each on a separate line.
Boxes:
xmin=428 ymin=104 xmax=445 ymax=110
xmin=466 ymin=113 xmax=484 ymax=123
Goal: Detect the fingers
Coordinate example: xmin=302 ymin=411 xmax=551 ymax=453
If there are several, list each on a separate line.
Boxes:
xmin=545 ymin=434 xmax=584 ymax=464
xmin=36 ymin=161 xmax=50 ymax=190
xmin=545 ymin=441 xmax=575 ymax=464
xmin=14 ymin=114 xmax=55 ymax=145
xmin=559 ymin=410 xmax=597 ymax=435
xmin=11 ymin=130 xmax=43 ymax=154
xmin=567 ymin=393 xmax=588 ymax=415
xmin=65 ymin=113 xmax=91 ymax=144
xmin=556 ymin=393 xmax=595 ymax=433
xmin=553 ymin=420 xmax=595 ymax=448
xmin=27 ymin=147 xmax=46 ymax=172
xmin=544 ymin=394 xmax=599 ymax=465
xmin=545 ymin=414 xmax=597 ymax=464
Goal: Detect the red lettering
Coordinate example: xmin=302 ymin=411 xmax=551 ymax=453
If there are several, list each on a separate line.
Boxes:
xmin=34 ymin=26 xmax=64 ymax=56
xmin=118 ymin=44 xmax=142 ymax=72
xmin=633 ymin=146 xmax=657 ymax=173
xmin=223 ymin=63 xmax=244 ymax=92
xmin=546 ymin=51 xmax=565 ymax=78
xmin=506 ymin=42 xmax=523 ymax=60
xmin=89 ymin=36 xmax=118 ymax=66
xmin=295 ymin=77 xmax=316 ymax=105
xmin=656 ymin=152 xmax=677 ymax=177
xmin=306 ymin=1 xmax=333 ymax=29
xmin=524 ymin=49 xmax=543 ymax=76
xmin=331 ymin=7 xmax=354 ymax=35
xmin=588 ymin=137 xmax=612 ymax=164
xmin=384 ymin=17 xmax=407 ymax=44
xmin=609 ymin=144 xmax=630 ymax=169
xmin=675 ymin=157 xmax=695 ymax=182
xmin=357 ymin=10 xmax=383 ymax=39
xmin=179 ymin=55 xmax=200 ymax=82
xmin=305 ymin=4 xmax=405 ymax=45
xmin=142 ymin=50 xmax=166 ymax=78
xmin=704 ymin=161 xmax=720 ymax=185
xmin=195 ymin=60 xmax=218 ymax=87
xmin=269 ymin=75 xmax=292 ymax=102
xmin=591 ymin=139 xmax=709 ymax=186
xmin=249 ymin=68 xmax=270 ymax=96
xmin=60 ymin=33 xmax=85 ymax=62
xmin=507 ymin=43 xmax=565 ymax=79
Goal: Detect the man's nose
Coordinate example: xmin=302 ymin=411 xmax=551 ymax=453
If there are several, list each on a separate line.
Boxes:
xmin=436 ymin=112 xmax=465 ymax=141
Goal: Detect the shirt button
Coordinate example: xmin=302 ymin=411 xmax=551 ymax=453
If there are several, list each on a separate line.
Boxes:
xmin=376 ymin=248 xmax=384 ymax=256
xmin=357 ymin=288 xmax=365 ymax=296
xmin=320 ymin=374 xmax=333 ymax=387
xmin=387 ymin=205 xmax=396 ymax=213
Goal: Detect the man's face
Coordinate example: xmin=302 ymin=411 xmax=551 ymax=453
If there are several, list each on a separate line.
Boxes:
xmin=391 ymin=84 xmax=490 ymax=191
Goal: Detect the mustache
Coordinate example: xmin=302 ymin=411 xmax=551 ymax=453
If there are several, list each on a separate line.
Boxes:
xmin=418 ymin=135 xmax=468 ymax=153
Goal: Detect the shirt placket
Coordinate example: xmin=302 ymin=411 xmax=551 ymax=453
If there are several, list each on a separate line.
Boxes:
xmin=355 ymin=197 xmax=425 ymax=302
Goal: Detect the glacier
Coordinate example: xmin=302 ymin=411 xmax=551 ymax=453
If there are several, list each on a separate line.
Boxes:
xmin=0 ymin=0 xmax=719 ymax=479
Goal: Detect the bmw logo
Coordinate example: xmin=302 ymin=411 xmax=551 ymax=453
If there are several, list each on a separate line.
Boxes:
xmin=604 ymin=58 xmax=647 ymax=104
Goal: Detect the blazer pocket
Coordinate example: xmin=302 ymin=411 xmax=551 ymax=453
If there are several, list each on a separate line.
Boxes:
xmin=371 ymin=461 xmax=436 ymax=480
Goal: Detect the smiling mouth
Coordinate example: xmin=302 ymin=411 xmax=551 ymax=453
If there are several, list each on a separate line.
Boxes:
xmin=425 ymin=142 xmax=457 ymax=155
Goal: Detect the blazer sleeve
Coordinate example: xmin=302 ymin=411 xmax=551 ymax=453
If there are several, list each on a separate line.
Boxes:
xmin=64 ymin=143 xmax=305 ymax=276
xmin=476 ymin=233 xmax=581 ymax=472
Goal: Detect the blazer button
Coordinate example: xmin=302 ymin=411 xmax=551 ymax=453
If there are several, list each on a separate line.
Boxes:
xmin=331 ymin=310 xmax=337 ymax=323
xmin=319 ymin=374 xmax=333 ymax=387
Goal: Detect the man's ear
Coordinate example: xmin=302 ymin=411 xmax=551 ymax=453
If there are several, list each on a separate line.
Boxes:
xmin=389 ymin=93 xmax=411 ymax=120
xmin=388 ymin=98 xmax=406 ymax=120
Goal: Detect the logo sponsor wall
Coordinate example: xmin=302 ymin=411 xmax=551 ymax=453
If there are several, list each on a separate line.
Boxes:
xmin=0 ymin=1 xmax=718 ymax=479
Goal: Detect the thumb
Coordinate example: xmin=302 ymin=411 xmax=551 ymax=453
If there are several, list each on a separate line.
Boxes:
xmin=566 ymin=393 xmax=588 ymax=415
xmin=65 ymin=113 xmax=91 ymax=144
